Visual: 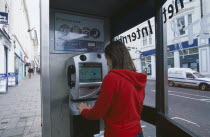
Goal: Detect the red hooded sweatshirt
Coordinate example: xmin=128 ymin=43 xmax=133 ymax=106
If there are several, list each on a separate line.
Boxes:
xmin=81 ymin=69 xmax=147 ymax=137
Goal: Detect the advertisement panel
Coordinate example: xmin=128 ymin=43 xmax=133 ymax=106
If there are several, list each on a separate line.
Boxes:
xmin=54 ymin=13 xmax=104 ymax=52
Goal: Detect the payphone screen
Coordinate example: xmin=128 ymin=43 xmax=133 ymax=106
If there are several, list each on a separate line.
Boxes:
xmin=79 ymin=63 xmax=102 ymax=83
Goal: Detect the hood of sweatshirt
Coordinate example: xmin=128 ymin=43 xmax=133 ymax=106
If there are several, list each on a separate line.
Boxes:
xmin=110 ymin=69 xmax=147 ymax=90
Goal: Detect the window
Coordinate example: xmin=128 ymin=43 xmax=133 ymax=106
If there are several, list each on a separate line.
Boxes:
xmin=5 ymin=3 xmax=9 ymax=12
xmin=149 ymin=33 xmax=152 ymax=45
xmin=162 ymin=0 xmax=210 ymax=137
xmin=167 ymin=52 xmax=174 ymax=58
xmin=188 ymin=14 xmax=192 ymax=25
xmin=179 ymin=49 xmax=188 ymax=55
xmin=175 ymin=14 xmax=192 ymax=36
xmin=145 ymin=56 xmax=151 ymax=60
xmin=193 ymin=73 xmax=205 ymax=78
xmin=143 ymin=35 xmax=147 ymax=46
xmin=176 ymin=0 xmax=182 ymax=4
xmin=189 ymin=48 xmax=198 ymax=54
xmin=177 ymin=16 xmax=185 ymax=35
xmin=186 ymin=73 xmax=194 ymax=78
xmin=180 ymin=48 xmax=198 ymax=55
xmin=174 ymin=0 xmax=186 ymax=4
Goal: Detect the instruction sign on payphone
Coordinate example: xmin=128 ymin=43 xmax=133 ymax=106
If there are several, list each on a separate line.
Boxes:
xmin=55 ymin=13 xmax=105 ymax=52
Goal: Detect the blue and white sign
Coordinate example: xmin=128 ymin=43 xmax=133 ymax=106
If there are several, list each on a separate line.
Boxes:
xmin=8 ymin=73 xmax=17 ymax=86
xmin=0 ymin=12 xmax=8 ymax=24
xmin=0 ymin=74 xmax=7 ymax=93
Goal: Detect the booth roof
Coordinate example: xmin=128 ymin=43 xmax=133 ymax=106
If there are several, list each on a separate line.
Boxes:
xmin=50 ymin=0 xmax=166 ymax=37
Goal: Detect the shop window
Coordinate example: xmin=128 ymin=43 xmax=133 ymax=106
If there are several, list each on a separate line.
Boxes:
xmin=179 ymin=49 xmax=189 ymax=55
xmin=145 ymin=56 xmax=151 ymax=61
xmin=167 ymin=52 xmax=174 ymax=68
xmin=167 ymin=52 xmax=174 ymax=58
xmin=180 ymin=54 xmax=199 ymax=71
xmin=179 ymin=48 xmax=198 ymax=56
xmin=141 ymin=56 xmax=152 ymax=75
xmin=141 ymin=58 xmax=145 ymax=62
xmin=189 ymin=48 xmax=198 ymax=54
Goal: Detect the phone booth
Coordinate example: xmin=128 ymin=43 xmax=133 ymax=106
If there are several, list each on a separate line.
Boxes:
xmin=41 ymin=0 xmax=200 ymax=137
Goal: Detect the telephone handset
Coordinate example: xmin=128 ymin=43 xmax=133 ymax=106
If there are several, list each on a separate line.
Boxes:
xmin=68 ymin=65 xmax=75 ymax=88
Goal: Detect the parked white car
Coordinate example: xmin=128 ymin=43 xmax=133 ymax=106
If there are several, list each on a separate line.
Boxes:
xmin=168 ymin=68 xmax=210 ymax=91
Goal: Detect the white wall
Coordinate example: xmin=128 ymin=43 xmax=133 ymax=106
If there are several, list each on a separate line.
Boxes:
xmin=203 ymin=0 xmax=210 ymax=33
xmin=0 ymin=39 xmax=5 ymax=74
xmin=8 ymin=0 xmax=35 ymax=61
xmin=0 ymin=0 xmax=5 ymax=12
xmin=8 ymin=43 xmax=15 ymax=73
xmin=25 ymin=0 xmax=40 ymax=57
xmin=174 ymin=50 xmax=180 ymax=68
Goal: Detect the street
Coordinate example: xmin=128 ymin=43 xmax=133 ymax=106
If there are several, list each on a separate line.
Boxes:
xmin=142 ymin=80 xmax=210 ymax=137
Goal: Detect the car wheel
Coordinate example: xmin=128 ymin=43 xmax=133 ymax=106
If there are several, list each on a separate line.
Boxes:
xmin=200 ymin=84 xmax=207 ymax=91
xmin=168 ymin=81 xmax=174 ymax=87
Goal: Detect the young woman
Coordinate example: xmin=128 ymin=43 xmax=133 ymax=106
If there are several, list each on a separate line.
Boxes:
xmin=78 ymin=41 xmax=147 ymax=137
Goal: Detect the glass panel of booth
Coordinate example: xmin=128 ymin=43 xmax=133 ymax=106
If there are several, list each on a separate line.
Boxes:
xmin=113 ymin=17 xmax=156 ymax=108
xmin=164 ymin=0 xmax=210 ymax=137
xmin=113 ymin=17 xmax=156 ymax=136
xmin=113 ymin=0 xmax=210 ymax=136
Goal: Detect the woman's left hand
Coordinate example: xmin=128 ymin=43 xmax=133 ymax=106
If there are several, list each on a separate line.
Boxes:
xmin=78 ymin=103 xmax=91 ymax=114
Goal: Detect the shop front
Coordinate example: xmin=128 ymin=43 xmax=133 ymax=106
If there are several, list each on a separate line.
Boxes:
xmin=0 ymin=24 xmax=12 ymax=93
xmin=15 ymin=53 xmax=25 ymax=82
xmin=140 ymin=49 xmax=156 ymax=76
xmin=141 ymin=56 xmax=152 ymax=75
xmin=179 ymin=47 xmax=199 ymax=71
xmin=14 ymin=37 xmax=26 ymax=83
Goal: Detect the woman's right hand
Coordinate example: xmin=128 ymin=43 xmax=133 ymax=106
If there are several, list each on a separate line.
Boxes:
xmin=78 ymin=103 xmax=91 ymax=114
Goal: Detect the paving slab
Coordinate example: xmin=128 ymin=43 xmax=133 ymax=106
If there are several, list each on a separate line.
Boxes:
xmin=1 ymin=127 xmax=24 ymax=137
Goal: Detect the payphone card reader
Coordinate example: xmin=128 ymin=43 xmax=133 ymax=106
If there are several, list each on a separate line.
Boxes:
xmin=67 ymin=53 xmax=108 ymax=115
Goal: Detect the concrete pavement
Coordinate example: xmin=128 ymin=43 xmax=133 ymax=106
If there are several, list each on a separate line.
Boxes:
xmin=0 ymin=74 xmax=41 ymax=137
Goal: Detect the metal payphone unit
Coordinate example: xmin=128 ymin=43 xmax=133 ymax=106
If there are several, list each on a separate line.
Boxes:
xmin=67 ymin=53 xmax=108 ymax=137
xmin=67 ymin=53 xmax=108 ymax=114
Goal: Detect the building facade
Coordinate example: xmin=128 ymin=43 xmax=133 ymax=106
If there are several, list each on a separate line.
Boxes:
xmin=0 ymin=0 xmax=39 ymax=93
xmin=115 ymin=0 xmax=210 ymax=79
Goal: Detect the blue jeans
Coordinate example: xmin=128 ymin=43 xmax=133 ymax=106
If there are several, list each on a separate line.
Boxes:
xmin=135 ymin=131 xmax=144 ymax=137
